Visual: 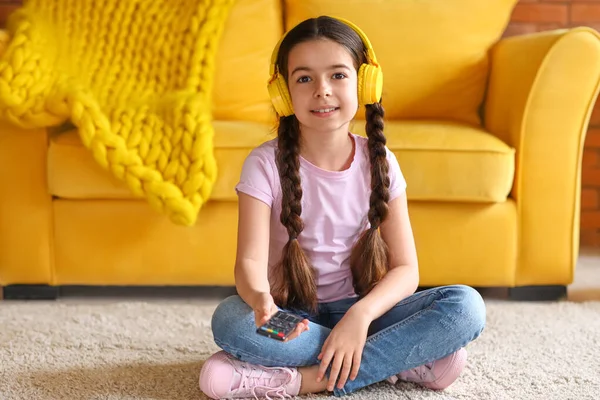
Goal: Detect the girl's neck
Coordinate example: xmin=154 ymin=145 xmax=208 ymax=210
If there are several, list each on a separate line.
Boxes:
xmin=299 ymin=127 xmax=354 ymax=172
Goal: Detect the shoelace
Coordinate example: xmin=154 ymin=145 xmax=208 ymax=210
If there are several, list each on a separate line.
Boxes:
xmin=231 ymin=363 xmax=295 ymax=400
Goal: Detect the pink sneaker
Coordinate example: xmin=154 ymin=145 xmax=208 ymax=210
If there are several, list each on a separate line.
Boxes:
xmin=387 ymin=348 xmax=467 ymax=390
xmin=199 ymin=350 xmax=302 ymax=399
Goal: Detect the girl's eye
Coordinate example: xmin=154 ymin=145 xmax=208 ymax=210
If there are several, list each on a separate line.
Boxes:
xmin=333 ymin=73 xmax=347 ymax=79
xmin=297 ymin=76 xmax=311 ymax=83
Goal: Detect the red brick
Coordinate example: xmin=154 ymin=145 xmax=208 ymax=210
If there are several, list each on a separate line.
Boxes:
xmin=586 ymin=129 xmax=600 ymax=148
xmin=537 ymin=23 xmax=567 ymax=31
xmin=581 ymin=211 xmax=600 ymax=229
xmin=582 ymin=189 xmax=599 ymax=210
xmin=580 ymin=229 xmax=600 ymax=248
xmin=576 ymin=23 xmax=600 ymax=33
xmin=503 ymin=23 xmax=539 ymax=37
xmin=583 ymin=149 xmax=600 ymax=168
xmin=571 ymin=4 xmax=600 ymax=23
xmin=583 ymin=167 xmax=600 ymax=186
xmin=511 ymin=4 xmax=569 ymax=24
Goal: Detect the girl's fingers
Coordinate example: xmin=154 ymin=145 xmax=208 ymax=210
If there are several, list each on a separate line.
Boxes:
xmin=317 ymin=349 xmax=334 ymax=382
xmin=337 ymin=353 xmax=354 ymax=389
xmin=327 ymin=353 xmax=344 ymax=391
xmin=350 ymin=351 xmax=362 ymax=380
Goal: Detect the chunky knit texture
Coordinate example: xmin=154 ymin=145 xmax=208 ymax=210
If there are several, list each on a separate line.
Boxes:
xmin=0 ymin=0 xmax=235 ymax=226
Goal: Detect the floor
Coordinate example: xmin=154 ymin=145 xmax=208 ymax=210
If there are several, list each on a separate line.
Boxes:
xmin=567 ymin=246 xmax=600 ymax=301
xmin=1 ymin=247 xmax=599 ymax=302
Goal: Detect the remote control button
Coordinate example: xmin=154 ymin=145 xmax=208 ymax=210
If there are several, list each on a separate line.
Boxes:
xmin=278 ymin=332 xmax=284 ymax=337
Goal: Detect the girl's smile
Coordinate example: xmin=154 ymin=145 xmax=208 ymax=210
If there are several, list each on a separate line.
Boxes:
xmin=310 ymin=106 xmax=340 ymax=117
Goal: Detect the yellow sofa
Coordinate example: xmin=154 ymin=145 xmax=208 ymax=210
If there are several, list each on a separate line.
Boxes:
xmin=1 ymin=0 xmax=600 ymax=300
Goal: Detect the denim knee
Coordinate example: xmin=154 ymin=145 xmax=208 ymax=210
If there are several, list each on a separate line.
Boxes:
xmin=211 ymin=295 xmax=252 ymax=345
xmin=446 ymin=285 xmax=487 ymax=340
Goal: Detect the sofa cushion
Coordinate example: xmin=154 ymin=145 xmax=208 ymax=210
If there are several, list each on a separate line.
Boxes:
xmin=212 ymin=0 xmax=283 ymax=124
xmin=284 ymin=0 xmax=518 ymax=126
xmin=351 ymin=120 xmax=515 ymax=202
xmin=47 ymin=121 xmax=274 ymax=202
xmin=48 ymin=121 xmax=514 ymax=203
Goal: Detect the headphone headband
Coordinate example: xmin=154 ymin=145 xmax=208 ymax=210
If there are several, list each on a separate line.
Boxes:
xmin=269 ymin=16 xmax=379 ymax=80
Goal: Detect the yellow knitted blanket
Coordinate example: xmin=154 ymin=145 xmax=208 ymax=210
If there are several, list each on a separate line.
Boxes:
xmin=0 ymin=0 xmax=235 ymax=226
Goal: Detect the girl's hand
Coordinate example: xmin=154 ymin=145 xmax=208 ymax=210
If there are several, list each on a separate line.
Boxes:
xmin=251 ymin=292 xmax=310 ymax=342
xmin=317 ymin=309 xmax=370 ymax=391
xmin=251 ymin=292 xmax=279 ymax=327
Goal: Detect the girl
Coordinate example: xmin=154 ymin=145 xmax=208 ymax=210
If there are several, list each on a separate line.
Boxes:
xmin=199 ymin=15 xmax=486 ymax=399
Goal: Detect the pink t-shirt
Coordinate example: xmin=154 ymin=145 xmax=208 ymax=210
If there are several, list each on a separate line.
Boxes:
xmin=235 ymin=133 xmax=407 ymax=303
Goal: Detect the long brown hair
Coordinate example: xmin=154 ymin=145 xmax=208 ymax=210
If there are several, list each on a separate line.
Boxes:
xmin=272 ymin=16 xmax=390 ymax=313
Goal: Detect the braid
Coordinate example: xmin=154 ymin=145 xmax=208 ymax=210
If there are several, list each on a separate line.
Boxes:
xmin=273 ymin=115 xmax=318 ymax=313
xmin=349 ymin=102 xmax=390 ymax=297
xmin=365 ymin=102 xmax=390 ymax=227
xmin=276 ymin=116 xmax=304 ymax=240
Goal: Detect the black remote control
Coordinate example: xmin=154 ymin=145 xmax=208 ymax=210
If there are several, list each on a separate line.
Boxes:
xmin=257 ymin=311 xmax=304 ymax=341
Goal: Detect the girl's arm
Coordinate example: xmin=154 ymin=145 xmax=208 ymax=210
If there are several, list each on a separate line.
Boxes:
xmin=235 ymin=192 xmax=310 ymax=339
xmin=350 ymin=191 xmax=420 ymax=322
xmin=234 ymin=192 xmax=272 ymax=310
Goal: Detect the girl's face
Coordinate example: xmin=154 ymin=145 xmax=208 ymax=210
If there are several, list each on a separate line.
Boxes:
xmin=286 ymin=39 xmax=359 ymax=135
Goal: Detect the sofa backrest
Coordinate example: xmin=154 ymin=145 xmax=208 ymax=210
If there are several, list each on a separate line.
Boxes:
xmin=211 ymin=0 xmax=283 ymax=125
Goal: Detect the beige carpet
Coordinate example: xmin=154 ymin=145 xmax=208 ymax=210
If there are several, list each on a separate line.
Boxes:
xmin=1 ymin=299 xmax=599 ymax=400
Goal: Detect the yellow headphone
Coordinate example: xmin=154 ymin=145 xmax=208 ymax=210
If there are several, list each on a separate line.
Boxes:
xmin=267 ymin=16 xmax=383 ymax=117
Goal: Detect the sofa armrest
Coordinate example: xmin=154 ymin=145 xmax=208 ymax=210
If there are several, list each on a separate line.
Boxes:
xmin=484 ymin=27 xmax=600 ymax=286
xmin=0 ymin=121 xmax=54 ymax=286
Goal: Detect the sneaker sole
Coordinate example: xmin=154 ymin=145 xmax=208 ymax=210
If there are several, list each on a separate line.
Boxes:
xmin=424 ymin=348 xmax=468 ymax=390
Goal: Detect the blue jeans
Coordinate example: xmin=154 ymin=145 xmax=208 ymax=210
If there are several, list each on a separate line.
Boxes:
xmin=210 ymin=284 xmax=486 ymax=396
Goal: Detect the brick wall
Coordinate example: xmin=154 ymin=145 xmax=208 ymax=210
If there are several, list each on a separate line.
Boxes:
xmin=0 ymin=0 xmax=599 ymax=247
xmin=505 ymin=0 xmax=600 ymax=247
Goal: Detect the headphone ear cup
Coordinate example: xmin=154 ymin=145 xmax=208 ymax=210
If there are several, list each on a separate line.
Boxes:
xmin=268 ymin=74 xmax=294 ymax=117
xmin=357 ymin=63 xmax=383 ymax=106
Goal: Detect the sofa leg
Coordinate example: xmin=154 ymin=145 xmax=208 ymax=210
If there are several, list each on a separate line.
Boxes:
xmin=2 ymin=285 xmax=59 ymax=300
xmin=508 ymin=285 xmax=567 ymax=301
